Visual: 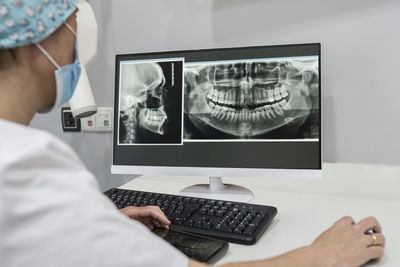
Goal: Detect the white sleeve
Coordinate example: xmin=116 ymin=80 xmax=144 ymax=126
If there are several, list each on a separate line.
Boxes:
xmin=0 ymin=131 xmax=189 ymax=267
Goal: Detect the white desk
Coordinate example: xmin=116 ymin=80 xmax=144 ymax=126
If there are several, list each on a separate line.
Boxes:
xmin=119 ymin=163 xmax=400 ymax=266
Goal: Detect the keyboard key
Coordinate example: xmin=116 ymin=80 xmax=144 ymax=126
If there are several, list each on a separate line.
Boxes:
xmin=233 ymin=228 xmax=243 ymax=234
xmin=203 ymin=222 xmax=212 ymax=230
xmin=215 ymin=226 xmax=232 ymax=233
xmin=237 ymin=224 xmax=246 ymax=231
xmin=172 ymin=217 xmax=185 ymax=225
xmin=207 ymin=210 xmax=215 ymax=216
xmin=243 ymin=225 xmax=257 ymax=236
xmin=199 ymin=208 xmax=207 ymax=215
xmin=194 ymin=221 xmax=203 ymax=228
xmin=216 ymin=210 xmax=225 ymax=217
xmin=184 ymin=220 xmax=194 ymax=227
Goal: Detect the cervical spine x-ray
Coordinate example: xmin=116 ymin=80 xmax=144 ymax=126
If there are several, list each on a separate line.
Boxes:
xmin=184 ymin=57 xmax=319 ymax=140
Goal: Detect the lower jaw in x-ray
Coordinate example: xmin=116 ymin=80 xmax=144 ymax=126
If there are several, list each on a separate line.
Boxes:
xmin=138 ymin=107 xmax=167 ymax=135
xmin=185 ymin=59 xmax=319 ymax=138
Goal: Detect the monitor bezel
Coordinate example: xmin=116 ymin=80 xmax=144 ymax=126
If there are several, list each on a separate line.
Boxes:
xmin=112 ymin=43 xmax=322 ymax=178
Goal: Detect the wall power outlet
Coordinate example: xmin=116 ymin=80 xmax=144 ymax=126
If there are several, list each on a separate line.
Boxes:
xmin=61 ymin=107 xmax=81 ymax=132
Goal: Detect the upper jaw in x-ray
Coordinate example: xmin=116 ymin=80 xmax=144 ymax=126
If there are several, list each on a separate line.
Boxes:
xmin=185 ymin=59 xmax=318 ymax=138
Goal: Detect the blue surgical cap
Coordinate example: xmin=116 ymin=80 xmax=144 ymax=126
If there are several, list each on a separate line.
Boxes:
xmin=0 ymin=0 xmax=78 ymax=49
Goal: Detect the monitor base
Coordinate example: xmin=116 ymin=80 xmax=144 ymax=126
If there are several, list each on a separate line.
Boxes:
xmin=179 ymin=176 xmax=254 ymax=202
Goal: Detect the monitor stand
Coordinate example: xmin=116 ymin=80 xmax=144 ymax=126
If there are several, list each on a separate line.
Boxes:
xmin=179 ymin=176 xmax=254 ymax=202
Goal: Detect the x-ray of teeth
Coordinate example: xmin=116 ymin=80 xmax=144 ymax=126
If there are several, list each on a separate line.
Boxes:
xmin=118 ymin=59 xmax=183 ymax=144
xmin=183 ymin=57 xmax=319 ymax=140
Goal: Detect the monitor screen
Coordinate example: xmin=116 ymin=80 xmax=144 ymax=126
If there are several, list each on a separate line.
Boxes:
xmin=113 ymin=43 xmax=321 ymax=175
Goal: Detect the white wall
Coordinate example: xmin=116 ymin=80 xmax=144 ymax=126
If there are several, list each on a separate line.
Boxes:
xmin=31 ymin=0 xmax=400 ymax=190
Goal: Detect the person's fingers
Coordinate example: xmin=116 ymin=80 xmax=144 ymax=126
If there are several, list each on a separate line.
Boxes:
xmin=120 ymin=206 xmax=172 ymax=229
xmin=147 ymin=207 xmax=170 ymax=229
xmin=158 ymin=221 xmax=170 ymax=229
xmin=363 ymin=233 xmax=385 ymax=247
xmin=356 ymin=217 xmax=382 ymax=234
xmin=147 ymin=206 xmax=171 ymax=225
xmin=367 ymin=245 xmax=385 ymax=260
xmin=120 ymin=206 xmax=171 ymax=230
xmin=335 ymin=216 xmax=355 ymax=226
xmin=146 ymin=223 xmax=155 ymax=230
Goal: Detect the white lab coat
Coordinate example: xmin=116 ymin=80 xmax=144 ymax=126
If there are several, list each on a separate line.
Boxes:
xmin=0 ymin=119 xmax=188 ymax=267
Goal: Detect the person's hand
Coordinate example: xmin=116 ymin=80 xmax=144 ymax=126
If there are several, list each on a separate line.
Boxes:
xmin=311 ymin=216 xmax=385 ymax=267
xmin=119 ymin=206 xmax=171 ymax=230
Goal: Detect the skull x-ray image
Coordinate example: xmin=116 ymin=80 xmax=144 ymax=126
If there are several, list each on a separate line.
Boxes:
xmin=118 ymin=59 xmax=183 ymax=144
xmin=183 ymin=57 xmax=319 ymax=140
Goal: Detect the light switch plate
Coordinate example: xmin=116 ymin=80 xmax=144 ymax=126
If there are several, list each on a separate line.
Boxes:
xmin=81 ymin=107 xmax=113 ymax=132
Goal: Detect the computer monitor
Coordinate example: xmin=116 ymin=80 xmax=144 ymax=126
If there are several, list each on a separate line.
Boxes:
xmin=112 ymin=43 xmax=321 ymax=202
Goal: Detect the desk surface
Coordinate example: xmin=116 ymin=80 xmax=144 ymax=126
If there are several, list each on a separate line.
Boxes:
xmin=119 ymin=163 xmax=400 ymax=266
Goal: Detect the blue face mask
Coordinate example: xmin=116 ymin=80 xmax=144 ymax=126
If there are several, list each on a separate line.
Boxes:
xmin=35 ymin=22 xmax=82 ymax=113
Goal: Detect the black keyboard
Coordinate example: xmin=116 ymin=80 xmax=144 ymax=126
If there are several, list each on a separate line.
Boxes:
xmin=104 ymin=188 xmax=277 ymax=245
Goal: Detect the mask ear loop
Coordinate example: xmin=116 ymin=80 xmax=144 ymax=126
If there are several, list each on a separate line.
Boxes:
xmin=36 ymin=21 xmax=78 ymax=69
xmin=35 ymin=43 xmax=61 ymax=70
xmin=64 ymin=22 xmax=77 ymax=36
xmin=63 ymin=22 xmax=78 ymax=60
